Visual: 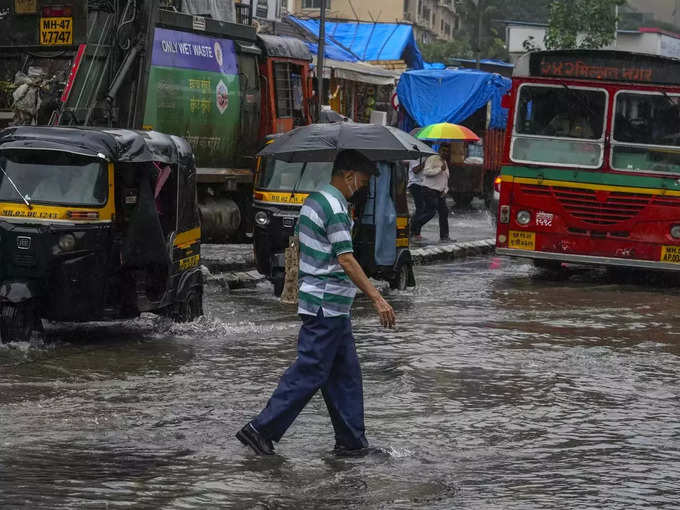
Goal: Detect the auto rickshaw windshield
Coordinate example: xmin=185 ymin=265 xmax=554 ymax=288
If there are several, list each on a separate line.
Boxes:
xmin=256 ymin=158 xmax=333 ymax=192
xmin=0 ymin=150 xmax=108 ymax=207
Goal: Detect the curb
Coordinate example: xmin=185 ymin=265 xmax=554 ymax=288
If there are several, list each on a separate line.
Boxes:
xmin=202 ymin=267 xmax=266 ymax=290
xmin=202 ymin=238 xmax=497 ymax=289
xmin=410 ymin=238 xmax=496 ymax=265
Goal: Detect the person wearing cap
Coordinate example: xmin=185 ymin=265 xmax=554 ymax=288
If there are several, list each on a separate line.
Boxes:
xmin=237 ymin=149 xmax=397 ymax=456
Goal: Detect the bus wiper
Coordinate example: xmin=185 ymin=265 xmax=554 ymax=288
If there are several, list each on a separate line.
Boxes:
xmin=0 ymin=162 xmax=32 ymax=210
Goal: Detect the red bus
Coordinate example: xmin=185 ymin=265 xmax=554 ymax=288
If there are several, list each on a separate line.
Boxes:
xmin=496 ymin=49 xmax=680 ymax=271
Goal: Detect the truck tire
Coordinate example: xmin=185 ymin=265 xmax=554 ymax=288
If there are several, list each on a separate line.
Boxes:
xmin=453 ymin=192 xmax=474 ymax=209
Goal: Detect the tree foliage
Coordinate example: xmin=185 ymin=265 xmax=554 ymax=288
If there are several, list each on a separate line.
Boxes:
xmin=421 ymin=39 xmax=474 ymax=62
xmin=545 ymin=0 xmax=627 ymax=50
xmin=421 ymin=0 xmax=509 ymax=64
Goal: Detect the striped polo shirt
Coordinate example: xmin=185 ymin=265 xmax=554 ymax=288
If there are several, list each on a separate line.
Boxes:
xmin=297 ymin=184 xmax=356 ymax=317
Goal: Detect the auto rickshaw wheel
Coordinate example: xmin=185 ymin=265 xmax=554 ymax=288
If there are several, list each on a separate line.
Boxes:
xmin=0 ymin=302 xmax=42 ymax=343
xmin=272 ymin=269 xmax=285 ymax=297
xmin=174 ymin=288 xmax=203 ymax=323
xmin=389 ymin=264 xmax=409 ymax=291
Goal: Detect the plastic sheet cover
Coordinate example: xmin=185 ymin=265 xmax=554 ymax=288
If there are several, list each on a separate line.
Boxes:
xmin=181 ymin=0 xmax=235 ymax=22
xmin=0 ymin=126 xmax=192 ymax=165
xmin=396 ymin=69 xmax=511 ymax=130
xmin=289 ymin=17 xmax=425 ymax=69
xmin=258 ymin=35 xmax=311 ymax=60
xmin=361 ymin=162 xmax=397 ymax=266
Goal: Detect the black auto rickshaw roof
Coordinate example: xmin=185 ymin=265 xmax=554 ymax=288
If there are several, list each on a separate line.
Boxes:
xmin=0 ymin=126 xmax=193 ymax=166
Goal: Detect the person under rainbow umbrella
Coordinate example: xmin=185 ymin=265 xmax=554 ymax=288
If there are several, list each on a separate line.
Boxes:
xmin=407 ymin=123 xmax=480 ymax=244
xmin=413 ymin=122 xmax=480 ymax=142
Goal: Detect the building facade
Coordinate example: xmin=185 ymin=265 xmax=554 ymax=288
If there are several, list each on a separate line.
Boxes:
xmin=505 ymin=22 xmax=680 ymax=64
xmin=291 ymin=0 xmax=457 ymax=44
xmin=626 ymin=0 xmax=680 ymax=30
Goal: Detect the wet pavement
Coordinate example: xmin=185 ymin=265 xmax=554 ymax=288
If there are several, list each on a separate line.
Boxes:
xmin=3 ymin=212 xmax=680 ymax=508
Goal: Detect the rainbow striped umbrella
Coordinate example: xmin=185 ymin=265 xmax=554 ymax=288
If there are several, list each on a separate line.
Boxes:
xmin=414 ymin=122 xmax=480 ymax=142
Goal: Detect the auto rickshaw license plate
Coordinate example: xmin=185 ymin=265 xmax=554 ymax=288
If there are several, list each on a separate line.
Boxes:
xmin=40 ymin=17 xmax=73 ymax=45
xmin=508 ymin=230 xmax=535 ymax=250
xmin=660 ymin=245 xmax=680 ymax=264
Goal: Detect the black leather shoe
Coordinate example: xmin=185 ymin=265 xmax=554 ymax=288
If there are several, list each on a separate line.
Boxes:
xmin=236 ymin=423 xmax=275 ymax=455
xmin=333 ymin=444 xmax=385 ymax=458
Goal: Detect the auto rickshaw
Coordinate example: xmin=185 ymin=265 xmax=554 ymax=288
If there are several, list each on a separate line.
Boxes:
xmin=253 ymin=150 xmax=415 ymax=295
xmin=0 ymin=126 xmax=203 ymax=343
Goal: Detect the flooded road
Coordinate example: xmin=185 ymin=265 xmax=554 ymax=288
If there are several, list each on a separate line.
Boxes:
xmin=2 ymin=250 xmax=680 ymax=508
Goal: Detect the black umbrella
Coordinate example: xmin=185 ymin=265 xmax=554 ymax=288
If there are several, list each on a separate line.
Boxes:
xmin=257 ymin=122 xmax=436 ymax=163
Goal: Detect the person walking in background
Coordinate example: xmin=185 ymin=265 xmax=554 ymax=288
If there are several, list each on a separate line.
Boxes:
xmin=407 ymin=157 xmax=426 ymax=242
xmin=410 ymin=144 xmax=452 ymax=243
xmin=236 ymin=150 xmax=396 ymax=456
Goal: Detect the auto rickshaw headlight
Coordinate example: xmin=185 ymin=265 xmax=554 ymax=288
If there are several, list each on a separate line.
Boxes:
xmin=58 ymin=233 xmax=76 ymax=251
xmin=671 ymin=225 xmax=680 ymax=239
xmin=254 ymin=211 xmax=270 ymax=227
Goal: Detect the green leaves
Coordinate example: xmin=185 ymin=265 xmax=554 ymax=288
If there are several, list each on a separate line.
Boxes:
xmin=545 ymin=0 xmax=627 ymax=50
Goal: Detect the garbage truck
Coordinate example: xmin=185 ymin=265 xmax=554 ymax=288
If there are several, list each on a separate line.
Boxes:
xmin=0 ymin=0 xmax=313 ymax=241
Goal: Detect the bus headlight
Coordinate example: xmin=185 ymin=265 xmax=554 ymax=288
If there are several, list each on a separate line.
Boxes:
xmin=671 ymin=225 xmax=680 ymax=239
xmin=254 ymin=211 xmax=270 ymax=227
xmin=58 ymin=233 xmax=76 ymax=251
xmin=516 ymin=210 xmax=532 ymax=225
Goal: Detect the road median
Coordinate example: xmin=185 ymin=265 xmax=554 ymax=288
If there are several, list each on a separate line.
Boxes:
xmin=201 ymin=238 xmax=496 ymax=290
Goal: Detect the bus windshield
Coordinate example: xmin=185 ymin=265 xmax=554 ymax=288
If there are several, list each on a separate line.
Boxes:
xmin=256 ymin=158 xmax=333 ymax=192
xmin=0 ymin=150 xmax=108 ymax=207
xmin=511 ymin=84 xmax=607 ymax=168
xmin=612 ymin=91 xmax=680 ymax=174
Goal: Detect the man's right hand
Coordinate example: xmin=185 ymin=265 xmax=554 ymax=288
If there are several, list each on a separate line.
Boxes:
xmin=372 ymin=294 xmax=396 ymax=328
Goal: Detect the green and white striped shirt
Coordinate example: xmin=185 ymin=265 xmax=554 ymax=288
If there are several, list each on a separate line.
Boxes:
xmin=297 ymin=184 xmax=356 ymax=317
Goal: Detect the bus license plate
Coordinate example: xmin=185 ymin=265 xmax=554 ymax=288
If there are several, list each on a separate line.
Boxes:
xmin=660 ymin=245 xmax=680 ymax=264
xmin=508 ymin=230 xmax=535 ymax=250
xmin=40 ymin=17 xmax=73 ymax=45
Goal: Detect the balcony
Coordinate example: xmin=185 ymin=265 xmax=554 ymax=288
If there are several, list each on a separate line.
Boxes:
xmin=235 ymin=2 xmax=253 ymax=25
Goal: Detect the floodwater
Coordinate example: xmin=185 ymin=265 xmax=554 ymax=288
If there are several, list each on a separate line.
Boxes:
xmin=2 ymin=216 xmax=680 ymax=508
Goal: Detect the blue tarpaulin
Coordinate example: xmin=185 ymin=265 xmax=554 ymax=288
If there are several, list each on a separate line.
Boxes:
xmin=397 ymin=69 xmax=511 ymax=130
xmin=288 ymin=17 xmax=425 ymax=69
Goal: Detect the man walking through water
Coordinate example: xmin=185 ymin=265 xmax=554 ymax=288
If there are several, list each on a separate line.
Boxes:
xmin=237 ymin=150 xmax=396 ymax=456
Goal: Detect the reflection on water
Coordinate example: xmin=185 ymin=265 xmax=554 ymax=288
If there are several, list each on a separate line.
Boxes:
xmin=2 ymin=261 xmax=680 ymax=508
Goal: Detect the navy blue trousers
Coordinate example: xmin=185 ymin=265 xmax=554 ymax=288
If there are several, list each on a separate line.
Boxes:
xmin=411 ymin=187 xmax=450 ymax=239
xmin=251 ymin=309 xmax=368 ymax=449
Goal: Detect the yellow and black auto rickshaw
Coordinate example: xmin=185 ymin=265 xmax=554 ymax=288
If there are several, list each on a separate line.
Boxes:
xmin=253 ymin=153 xmax=415 ymax=296
xmin=0 ymin=126 xmax=203 ymax=342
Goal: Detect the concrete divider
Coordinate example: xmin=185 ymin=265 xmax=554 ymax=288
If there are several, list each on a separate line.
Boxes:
xmin=201 ymin=238 xmax=497 ymax=290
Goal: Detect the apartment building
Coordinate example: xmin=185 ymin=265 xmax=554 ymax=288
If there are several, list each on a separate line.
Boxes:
xmin=292 ymin=0 xmax=457 ymax=44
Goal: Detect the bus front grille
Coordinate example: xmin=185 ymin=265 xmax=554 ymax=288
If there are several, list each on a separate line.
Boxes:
xmin=552 ymin=186 xmax=648 ymax=225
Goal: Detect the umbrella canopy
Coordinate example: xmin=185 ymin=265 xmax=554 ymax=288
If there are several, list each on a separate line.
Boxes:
xmin=415 ymin=122 xmax=480 ymax=142
xmin=257 ymin=122 xmax=436 ymax=163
